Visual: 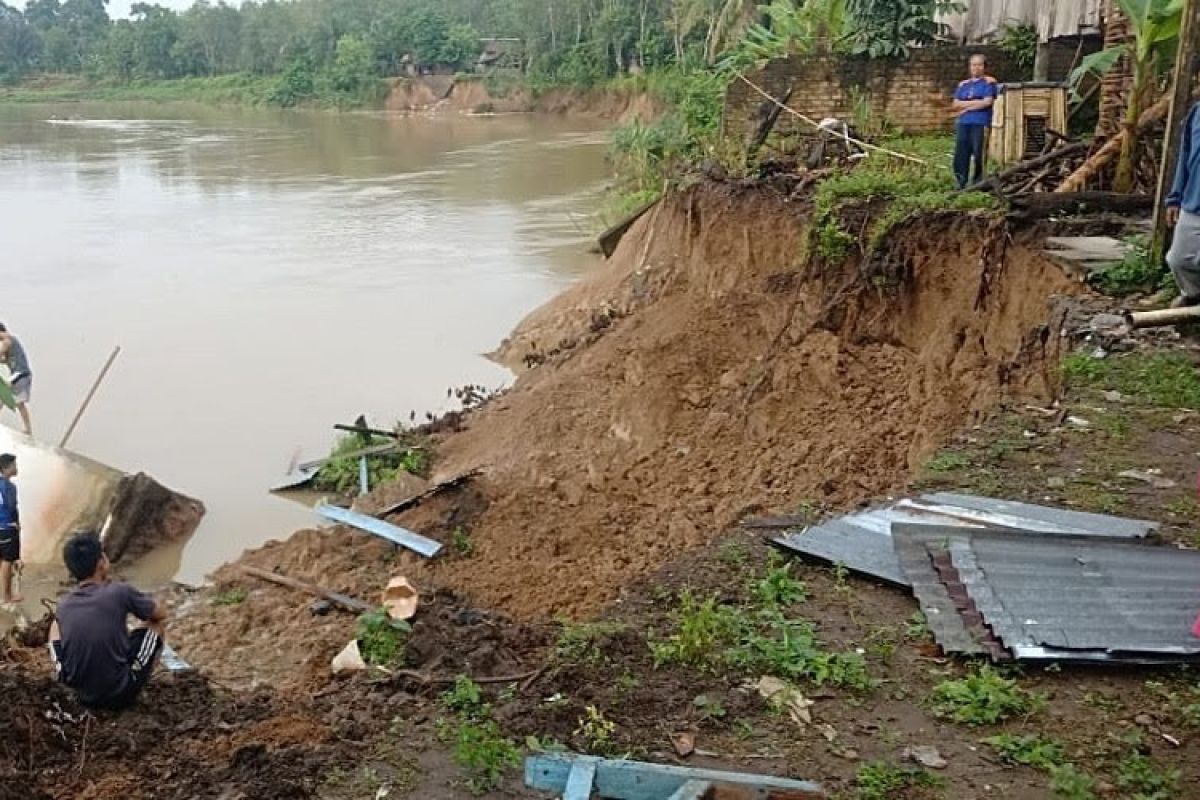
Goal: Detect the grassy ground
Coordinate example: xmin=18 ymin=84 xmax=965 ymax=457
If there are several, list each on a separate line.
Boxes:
xmin=0 ymin=73 xmax=282 ymax=106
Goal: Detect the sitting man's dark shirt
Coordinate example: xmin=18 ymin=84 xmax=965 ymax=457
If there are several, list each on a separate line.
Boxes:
xmin=56 ymin=581 xmax=160 ymax=707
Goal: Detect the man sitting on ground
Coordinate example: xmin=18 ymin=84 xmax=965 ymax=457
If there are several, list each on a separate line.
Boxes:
xmin=49 ymin=532 xmax=168 ymax=710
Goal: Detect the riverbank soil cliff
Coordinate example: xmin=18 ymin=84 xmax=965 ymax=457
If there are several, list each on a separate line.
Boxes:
xmin=7 ymin=179 xmax=1200 ymax=798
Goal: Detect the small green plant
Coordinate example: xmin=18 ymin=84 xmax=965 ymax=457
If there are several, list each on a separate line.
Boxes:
xmin=451 ymin=717 xmax=522 ymax=794
xmin=1089 ymin=234 xmax=1172 ymax=297
xmin=718 ymin=539 xmax=750 ymax=566
xmin=750 ymin=551 xmax=808 ymax=607
xmin=1116 ymin=752 xmax=1180 ymax=800
xmin=356 ymin=607 xmax=412 ymax=667
xmin=649 ymin=590 xmax=742 ymax=668
xmin=1049 ymin=764 xmax=1099 ymax=800
xmin=693 ymin=693 xmax=727 ymax=721
xmin=574 ymin=705 xmax=619 ymax=755
xmin=852 ymin=760 xmax=941 ymax=800
xmin=925 ymin=451 xmax=971 ymax=472
xmin=451 ymin=526 xmax=474 ymax=556
xmin=210 ymin=586 xmax=247 ymax=607
xmin=984 ymin=733 xmax=1066 ymax=770
xmin=553 ymin=619 xmax=626 ymax=665
xmin=1082 ymin=691 xmax=1124 ymax=713
xmin=904 ymin=611 xmax=929 ymax=640
xmin=441 ymin=675 xmax=486 ymax=718
xmin=438 ymin=675 xmax=520 ymax=794
xmin=929 ymin=665 xmax=1044 ymax=725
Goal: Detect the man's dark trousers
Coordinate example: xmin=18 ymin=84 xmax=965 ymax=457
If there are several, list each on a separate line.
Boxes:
xmin=954 ymin=123 xmax=987 ymax=189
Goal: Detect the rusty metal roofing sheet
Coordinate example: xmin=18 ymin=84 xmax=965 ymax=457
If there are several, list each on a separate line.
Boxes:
xmin=770 ymin=494 xmax=1155 ymax=587
xmin=950 ymin=530 xmax=1200 ymax=659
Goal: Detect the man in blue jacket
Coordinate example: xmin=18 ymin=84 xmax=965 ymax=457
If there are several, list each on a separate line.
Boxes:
xmin=1165 ymin=101 xmax=1200 ymax=305
xmin=952 ymin=54 xmax=999 ymax=189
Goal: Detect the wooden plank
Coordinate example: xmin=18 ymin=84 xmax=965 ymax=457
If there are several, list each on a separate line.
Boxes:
xmin=316 ymin=503 xmax=443 ymax=558
xmin=525 ymin=754 xmax=824 ymax=799
xmin=667 ymin=780 xmax=712 ymax=800
xmin=597 ymin=198 xmax=658 ymax=258
xmin=563 ymin=760 xmax=597 ymax=800
xmin=237 ymin=564 xmax=372 ymax=613
xmin=376 ymin=469 xmax=481 ymax=518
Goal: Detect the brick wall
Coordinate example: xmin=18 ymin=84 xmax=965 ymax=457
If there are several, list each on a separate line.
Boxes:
xmin=723 ymin=46 xmax=1028 ymax=140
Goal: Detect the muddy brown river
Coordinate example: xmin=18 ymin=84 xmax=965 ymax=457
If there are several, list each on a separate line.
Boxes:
xmin=0 ymin=103 xmax=609 ymax=587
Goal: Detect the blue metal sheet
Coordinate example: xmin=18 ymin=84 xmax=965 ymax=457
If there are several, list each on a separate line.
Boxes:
xmin=315 ymin=503 xmax=443 ymax=558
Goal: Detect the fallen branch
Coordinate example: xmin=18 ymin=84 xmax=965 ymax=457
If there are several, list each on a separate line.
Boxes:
xmin=1008 ymin=191 xmax=1155 ymax=216
xmin=1057 ymin=94 xmax=1173 ymax=193
xmin=237 ymin=565 xmax=372 ymax=613
xmin=746 ymin=86 xmax=793 ymax=163
xmin=385 ymin=668 xmax=538 ymax=688
xmin=971 ymin=140 xmax=1090 ymax=194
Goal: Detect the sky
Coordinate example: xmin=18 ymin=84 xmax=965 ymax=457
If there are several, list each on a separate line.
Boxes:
xmin=107 ymin=0 xmax=201 ymax=22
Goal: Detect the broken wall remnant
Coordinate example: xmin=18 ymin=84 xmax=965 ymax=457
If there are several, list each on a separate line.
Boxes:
xmin=723 ymin=46 xmax=1041 ymax=141
xmin=104 ymin=472 xmax=205 ymax=564
xmin=0 ymin=426 xmax=204 ymax=569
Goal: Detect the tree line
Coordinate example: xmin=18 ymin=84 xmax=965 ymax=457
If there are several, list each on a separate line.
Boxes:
xmin=0 ymin=0 xmax=773 ymax=91
xmin=0 ymin=0 xmax=960 ymax=98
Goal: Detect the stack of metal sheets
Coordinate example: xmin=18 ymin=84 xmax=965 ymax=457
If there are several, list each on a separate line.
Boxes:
xmin=768 ymin=494 xmax=1200 ymax=664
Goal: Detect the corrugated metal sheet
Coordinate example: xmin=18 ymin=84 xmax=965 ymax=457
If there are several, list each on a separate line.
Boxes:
xmin=937 ymin=0 xmax=1101 ymax=43
xmin=953 ymin=531 xmax=1200 ymax=658
xmin=770 ymin=494 xmax=1155 ymax=587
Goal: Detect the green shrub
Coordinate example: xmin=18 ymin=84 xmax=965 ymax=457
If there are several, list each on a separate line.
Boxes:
xmin=930 ymin=665 xmax=1044 ymax=725
xmin=356 ymin=607 xmax=411 ymax=667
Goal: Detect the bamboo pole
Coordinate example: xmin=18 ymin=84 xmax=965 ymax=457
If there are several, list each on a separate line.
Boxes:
xmin=59 ymin=346 xmax=121 ymax=449
xmin=1124 ymin=306 xmax=1200 ymax=328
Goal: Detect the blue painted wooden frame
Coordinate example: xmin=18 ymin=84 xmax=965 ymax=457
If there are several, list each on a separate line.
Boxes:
xmin=525 ymin=753 xmax=824 ymax=799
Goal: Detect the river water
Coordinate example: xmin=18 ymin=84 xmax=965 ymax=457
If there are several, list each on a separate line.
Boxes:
xmin=0 ymin=103 xmax=609 ymax=586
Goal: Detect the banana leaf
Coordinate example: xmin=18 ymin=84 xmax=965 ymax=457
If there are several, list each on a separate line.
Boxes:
xmin=0 ymin=376 xmax=13 ymax=411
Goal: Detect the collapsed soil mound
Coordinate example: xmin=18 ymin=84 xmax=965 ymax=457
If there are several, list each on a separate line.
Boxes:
xmin=228 ymin=180 xmax=1077 ymax=624
xmin=0 ymin=658 xmax=342 ymax=800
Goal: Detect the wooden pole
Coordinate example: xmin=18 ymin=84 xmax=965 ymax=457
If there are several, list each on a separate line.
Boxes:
xmin=59 ymin=346 xmax=121 ymax=449
xmin=237 ymin=564 xmax=371 ymax=613
xmin=1151 ymin=0 xmax=1200 ymax=263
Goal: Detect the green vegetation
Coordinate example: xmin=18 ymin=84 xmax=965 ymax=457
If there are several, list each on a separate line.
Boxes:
xmin=1089 ymin=235 xmax=1173 ymax=296
xmin=851 ymin=760 xmax=942 ymax=800
xmin=438 ymin=676 xmax=521 ymax=795
xmin=553 ymin=618 xmax=627 ymax=665
xmin=1116 ymin=751 xmax=1180 ymax=800
xmin=924 ymin=451 xmax=971 ymax=473
xmin=929 ymin=665 xmax=1044 ymax=725
xmin=573 ymin=704 xmax=619 ymax=755
xmin=996 ymin=23 xmax=1038 ymax=69
xmin=984 ymin=733 xmax=1067 ymax=770
xmin=356 ymin=607 xmax=412 ymax=667
xmin=650 ymin=557 xmax=873 ymax=690
xmin=1049 ymin=764 xmax=1099 ymax=800
xmin=313 ymin=432 xmax=428 ymax=495
xmin=209 ymin=586 xmax=247 ymax=606
xmin=808 ymin=136 xmax=1000 ymax=263
xmin=450 ymin=526 xmax=474 ymax=557
xmin=1063 ymin=352 xmax=1200 ymax=410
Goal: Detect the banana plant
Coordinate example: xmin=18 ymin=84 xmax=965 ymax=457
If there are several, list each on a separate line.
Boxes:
xmin=1071 ymin=0 xmax=1183 ymax=191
